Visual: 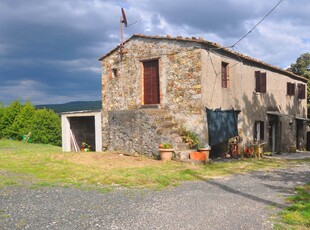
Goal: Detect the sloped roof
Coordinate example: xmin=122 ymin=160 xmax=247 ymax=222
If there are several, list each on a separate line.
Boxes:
xmin=99 ymin=34 xmax=306 ymax=82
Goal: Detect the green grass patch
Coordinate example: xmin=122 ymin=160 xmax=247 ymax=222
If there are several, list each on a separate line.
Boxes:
xmin=0 ymin=139 xmax=307 ymax=191
xmin=0 ymin=210 xmax=10 ymax=219
xmin=0 ymin=175 xmax=19 ymax=188
xmin=278 ymin=183 xmax=310 ymax=229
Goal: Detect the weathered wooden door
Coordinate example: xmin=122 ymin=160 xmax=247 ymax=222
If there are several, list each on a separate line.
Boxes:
xmin=143 ymin=60 xmax=160 ymax=105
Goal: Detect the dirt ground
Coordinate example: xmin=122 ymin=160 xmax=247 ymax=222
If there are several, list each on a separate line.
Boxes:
xmin=52 ymin=152 xmax=164 ymax=170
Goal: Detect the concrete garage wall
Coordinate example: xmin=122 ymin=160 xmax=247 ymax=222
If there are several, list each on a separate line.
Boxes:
xmin=62 ymin=111 xmax=102 ymax=152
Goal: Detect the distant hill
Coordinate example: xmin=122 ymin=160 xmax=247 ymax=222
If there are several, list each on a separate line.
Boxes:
xmin=36 ymin=100 xmax=102 ymax=113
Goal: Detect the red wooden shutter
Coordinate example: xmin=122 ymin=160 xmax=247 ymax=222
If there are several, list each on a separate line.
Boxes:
xmin=287 ymin=83 xmax=290 ymax=95
xmin=143 ymin=60 xmax=160 ymax=104
xmin=255 ymin=71 xmax=266 ymax=93
xmin=291 ymin=83 xmax=296 ymax=96
xmin=287 ymin=83 xmax=295 ymax=96
xmin=260 ymin=72 xmax=266 ymax=93
xmin=255 ymin=71 xmax=261 ymax=92
xmin=298 ymin=84 xmax=306 ymax=99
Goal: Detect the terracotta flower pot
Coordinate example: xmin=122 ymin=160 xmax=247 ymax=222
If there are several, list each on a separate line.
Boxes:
xmin=159 ymin=149 xmax=174 ymax=161
xmin=198 ymin=148 xmax=211 ymax=161
xmin=190 ymin=151 xmax=206 ymax=161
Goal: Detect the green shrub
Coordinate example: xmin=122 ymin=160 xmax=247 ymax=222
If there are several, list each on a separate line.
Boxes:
xmin=31 ymin=108 xmax=61 ymax=146
xmin=0 ymin=100 xmax=61 ymax=146
xmin=10 ymin=101 xmax=36 ymax=140
xmin=0 ymin=100 xmax=23 ymax=138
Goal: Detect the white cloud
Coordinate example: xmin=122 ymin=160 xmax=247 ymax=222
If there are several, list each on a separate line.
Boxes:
xmin=48 ymin=59 xmax=101 ymax=74
xmin=0 ymin=80 xmax=45 ymax=104
xmin=234 ymin=19 xmax=310 ymax=68
xmin=1 ymin=0 xmax=310 ymax=104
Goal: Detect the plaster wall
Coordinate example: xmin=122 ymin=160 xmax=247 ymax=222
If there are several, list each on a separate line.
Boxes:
xmin=201 ymin=49 xmax=307 ymax=151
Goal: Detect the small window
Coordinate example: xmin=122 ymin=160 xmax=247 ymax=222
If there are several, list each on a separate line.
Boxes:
xmin=221 ymin=62 xmax=229 ymax=88
xmin=255 ymin=71 xmax=266 ymax=93
xmin=287 ymin=82 xmax=295 ymax=96
xmin=297 ymin=84 xmax=306 ymax=99
xmin=112 ymin=68 xmax=117 ymax=78
xmin=254 ymin=121 xmax=264 ymax=141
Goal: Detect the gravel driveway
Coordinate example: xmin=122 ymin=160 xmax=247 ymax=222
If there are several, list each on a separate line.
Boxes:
xmin=0 ymin=161 xmax=309 ymax=230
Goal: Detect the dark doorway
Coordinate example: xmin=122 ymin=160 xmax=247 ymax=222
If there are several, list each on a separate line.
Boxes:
xmin=143 ymin=60 xmax=160 ymax=105
xmin=268 ymin=114 xmax=281 ymax=153
xmin=296 ymin=120 xmax=304 ymax=150
xmin=70 ymin=116 xmax=95 ymax=151
xmin=307 ymin=132 xmax=310 ymax=151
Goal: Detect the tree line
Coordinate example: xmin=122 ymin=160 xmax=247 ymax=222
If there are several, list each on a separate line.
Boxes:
xmin=0 ymin=100 xmax=61 ymax=146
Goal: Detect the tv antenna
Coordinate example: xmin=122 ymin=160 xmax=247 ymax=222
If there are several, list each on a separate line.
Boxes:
xmin=119 ymin=8 xmax=137 ymax=51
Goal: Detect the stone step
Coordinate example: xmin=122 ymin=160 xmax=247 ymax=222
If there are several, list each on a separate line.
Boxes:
xmin=174 ymin=142 xmax=190 ymax=151
xmin=175 ymin=150 xmax=192 ymax=160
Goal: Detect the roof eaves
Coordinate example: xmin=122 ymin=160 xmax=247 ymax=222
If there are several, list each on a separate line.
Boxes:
xmin=98 ymin=34 xmax=306 ymax=81
xmin=98 ymin=36 xmax=135 ymax=61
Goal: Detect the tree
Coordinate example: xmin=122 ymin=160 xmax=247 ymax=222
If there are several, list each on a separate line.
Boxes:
xmin=288 ymin=53 xmax=310 ymax=78
xmin=288 ymin=53 xmax=310 ymax=103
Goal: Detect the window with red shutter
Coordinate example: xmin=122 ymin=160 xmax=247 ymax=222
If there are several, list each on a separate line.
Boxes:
xmin=221 ymin=62 xmax=229 ymax=88
xmin=287 ymin=82 xmax=295 ymax=96
xmin=255 ymin=71 xmax=267 ymax=93
xmin=297 ymin=84 xmax=306 ymax=99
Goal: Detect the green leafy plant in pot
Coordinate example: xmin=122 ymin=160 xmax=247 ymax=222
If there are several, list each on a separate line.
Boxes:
xmin=158 ymin=143 xmax=174 ymax=161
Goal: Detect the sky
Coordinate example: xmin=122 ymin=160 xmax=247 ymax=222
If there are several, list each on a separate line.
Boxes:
xmin=0 ymin=0 xmax=309 ymax=105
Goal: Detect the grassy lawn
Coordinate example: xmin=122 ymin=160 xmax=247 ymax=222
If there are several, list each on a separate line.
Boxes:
xmin=0 ymin=139 xmax=304 ymax=191
xmin=275 ymin=183 xmax=310 ymax=229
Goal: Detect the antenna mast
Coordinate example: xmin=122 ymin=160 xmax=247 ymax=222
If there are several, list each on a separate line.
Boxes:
xmin=120 ymin=8 xmax=128 ymax=53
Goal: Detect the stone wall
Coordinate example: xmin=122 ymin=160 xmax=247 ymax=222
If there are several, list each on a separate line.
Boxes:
xmin=101 ymin=37 xmax=205 ymax=152
xmin=108 ymin=109 xmax=180 ymax=157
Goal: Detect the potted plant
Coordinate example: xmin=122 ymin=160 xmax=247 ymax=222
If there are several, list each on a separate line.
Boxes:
xmin=179 ymin=128 xmax=199 ymax=149
xmin=196 ymin=143 xmax=211 ymax=161
xmin=158 ymin=143 xmax=174 ymax=161
xmin=81 ymin=142 xmax=91 ymax=152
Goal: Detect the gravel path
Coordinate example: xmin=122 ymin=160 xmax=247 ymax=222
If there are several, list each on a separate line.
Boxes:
xmin=0 ymin=162 xmax=309 ymax=230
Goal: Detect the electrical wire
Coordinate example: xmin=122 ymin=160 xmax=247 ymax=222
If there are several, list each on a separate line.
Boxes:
xmin=207 ymin=50 xmax=220 ymax=105
xmin=230 ymin=0 xmax=284 ymax=48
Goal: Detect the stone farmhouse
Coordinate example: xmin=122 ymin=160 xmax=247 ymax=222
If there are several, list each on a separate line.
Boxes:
xmin=97 ymin=34 xmax=307 ymax=157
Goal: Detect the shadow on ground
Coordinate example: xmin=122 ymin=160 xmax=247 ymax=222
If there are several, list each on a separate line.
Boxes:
xmin=194 ymin=161 xmax=310 ymax=209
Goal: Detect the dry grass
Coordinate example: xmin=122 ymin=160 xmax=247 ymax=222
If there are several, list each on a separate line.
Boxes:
xmin=52 ymin=152 xmax=163 ymax=170
xmin=0 ymin=139 xmax=301 ymax=190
